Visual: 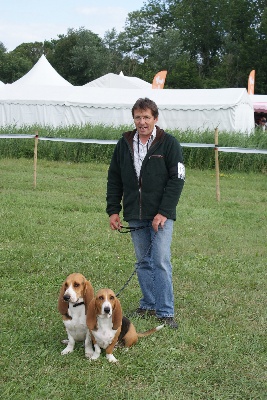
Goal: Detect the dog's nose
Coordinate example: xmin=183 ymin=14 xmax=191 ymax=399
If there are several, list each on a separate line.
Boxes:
xmin=63 ymin=294 xmax=71 ymax=302
xmin=104 ymin=306 xmax=110 ymax=314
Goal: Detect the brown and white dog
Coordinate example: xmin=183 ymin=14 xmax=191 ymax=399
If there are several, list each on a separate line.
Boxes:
xmin=58 ymin=273 xmax=94 ymax=357
xmin=86 ymin=288 xmax=164 ymax=363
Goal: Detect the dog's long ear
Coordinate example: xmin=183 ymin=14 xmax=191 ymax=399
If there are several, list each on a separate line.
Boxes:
xmin=112 ymin=297 xmax=123 ymax=330
xmin=86 ymin=298 xmax=97 ymax=331
xmin=83 ymin=280 xmax=94 ymax=313
xmin=58 ymin=282 xmax=68 ymax=315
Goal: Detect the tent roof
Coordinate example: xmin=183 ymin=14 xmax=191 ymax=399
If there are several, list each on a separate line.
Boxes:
xmin=10 ymin=55 xmax=72 ymax=87
xmin=251 ymin=94 xmax=267 ymax=112
xmin=84 ymin=73 xmax=151 ymax=89
xmin=0 ymin=81 xmax=5 ymax=86
xmin=0 ymin=86 xmax=251 ymax=110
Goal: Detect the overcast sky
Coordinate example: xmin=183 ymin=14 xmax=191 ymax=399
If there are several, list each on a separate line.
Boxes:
xmin=0 ymin=0 xmax=146 ymax=51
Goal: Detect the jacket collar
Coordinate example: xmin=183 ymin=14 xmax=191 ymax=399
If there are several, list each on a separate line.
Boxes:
xmin=123 ymin=126 xmax=165 ymax=150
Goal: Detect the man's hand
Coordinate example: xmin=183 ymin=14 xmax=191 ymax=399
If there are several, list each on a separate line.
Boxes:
xmin=152 ymin=214 xmax=167 ymax=232
xmin=109 ymin=214 xmax=122 ymax=230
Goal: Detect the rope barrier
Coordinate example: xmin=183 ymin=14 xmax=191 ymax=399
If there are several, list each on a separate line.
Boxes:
xmin=0 ymin=134 xmax=266 ymax=154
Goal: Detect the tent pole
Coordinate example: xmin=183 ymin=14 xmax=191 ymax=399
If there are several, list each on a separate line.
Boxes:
xmin=33 ymin=133 xmax=38 ymax=188
xmin=215 ymin=127 xmax=220 ymax=201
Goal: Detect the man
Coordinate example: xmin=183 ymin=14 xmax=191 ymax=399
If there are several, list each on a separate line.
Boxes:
xmin=106 ymin=97 xmax=185 ymax=328
xmin=260 ymin=117 xmax=266 ymax=130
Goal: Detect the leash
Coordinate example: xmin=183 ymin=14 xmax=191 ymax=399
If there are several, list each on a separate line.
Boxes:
xmin=115 ymin=225 xmax=157 ymax=297
xmin=117 ymin=225 xmax=149 ymax=234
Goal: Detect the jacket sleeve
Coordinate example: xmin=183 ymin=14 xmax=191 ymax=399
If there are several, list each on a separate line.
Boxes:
xmin=158 ymin=136 xmax=185 ymax=218
xmin=106 ymin=142 xmax=123 ymax=216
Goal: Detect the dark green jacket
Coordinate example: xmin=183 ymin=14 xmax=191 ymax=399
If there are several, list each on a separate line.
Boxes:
xmin=106 ymin=126 xmax=185 ymax=221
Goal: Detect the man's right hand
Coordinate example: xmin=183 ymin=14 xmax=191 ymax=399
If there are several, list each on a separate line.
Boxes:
xmin=109 ymin=214 xmax=122 ymax=230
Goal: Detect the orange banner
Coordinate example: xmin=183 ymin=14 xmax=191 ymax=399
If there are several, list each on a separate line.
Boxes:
xmin=152 ymin=70 xmax=167 ymax=89
xmin=248 ymin=70 xmax=255 ymax=94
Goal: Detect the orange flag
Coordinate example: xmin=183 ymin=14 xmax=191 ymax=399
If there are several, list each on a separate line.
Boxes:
xmin=152 ymin=70 xmax=167 ymax=89
xmin=247 ymin=70 xmax=255 ymax=94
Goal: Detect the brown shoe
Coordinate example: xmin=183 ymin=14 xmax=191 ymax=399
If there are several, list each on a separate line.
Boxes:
xmin=157 ymin=317 xmax=178 ymax=329
xmin=135 ymin=308 xmax=156 ymax=317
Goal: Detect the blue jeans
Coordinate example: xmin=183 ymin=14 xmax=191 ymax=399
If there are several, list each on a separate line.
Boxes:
xmin=129 ymin=219 xmax=174 ymax=318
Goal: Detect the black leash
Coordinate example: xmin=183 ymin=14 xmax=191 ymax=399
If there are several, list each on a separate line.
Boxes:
xmin=115 ymin=225 xmax=157 ymax=297
xmin=117 ymin=225 xmax=149 ymax=234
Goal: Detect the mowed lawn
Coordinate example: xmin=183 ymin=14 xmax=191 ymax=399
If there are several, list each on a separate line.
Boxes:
xmin=1 ymin=158 xmax=266 ymax=400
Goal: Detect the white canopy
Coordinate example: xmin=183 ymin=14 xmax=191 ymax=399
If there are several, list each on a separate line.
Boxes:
xmin=10 ymin=54 xmax=72 ymax=87
xmin=84 ymin=73 xmax=151 ymax=89
xmin=0 ymin=86 xmax=254 ymax=133
xmin=0 ymin=81 xmax=5 ymax=86
xmin=251 ymin=94 xmax=267 ymax=113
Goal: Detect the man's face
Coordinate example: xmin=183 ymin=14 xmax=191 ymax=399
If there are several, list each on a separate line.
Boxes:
xmin=133 ymin=108 xmax=158 ymax=138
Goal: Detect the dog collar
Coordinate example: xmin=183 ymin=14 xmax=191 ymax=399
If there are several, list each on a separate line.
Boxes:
xmin=73 ymin=301 xmax=85 ymax=308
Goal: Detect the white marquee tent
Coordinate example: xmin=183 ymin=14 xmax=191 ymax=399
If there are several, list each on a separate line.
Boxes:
xmin=10 ymin=54 xmax=72 ymax=87
xmin=0 ymin=85 xmax=254 ymax=132
xmin=0 ymin=81 xmax=5 ymax=86
xmin=84 ymin=72 xmax=151 ymax=89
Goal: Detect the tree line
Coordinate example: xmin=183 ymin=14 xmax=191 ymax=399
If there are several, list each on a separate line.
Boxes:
xmin=0 ymin=0 xmax=266 ymax=93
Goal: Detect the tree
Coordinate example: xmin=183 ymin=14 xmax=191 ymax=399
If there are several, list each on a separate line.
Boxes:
xmin=47 ymin=28 xmax=111 ymax=85
xmin=0 ymin=42 xmax=7 ymax=53
xmin=11 ymin=42 xmax=44 ymax=64
xmin=70 ymin=29 xmax=110 ymax=85
xmin=47 ymin=29 xmax=81 ymax=84
xmin=0 ymin=52 xmax=32 ymax=83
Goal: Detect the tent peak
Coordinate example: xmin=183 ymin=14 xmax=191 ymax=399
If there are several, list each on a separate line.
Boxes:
xmin=11 ymin=55 xmax=72 ymax=87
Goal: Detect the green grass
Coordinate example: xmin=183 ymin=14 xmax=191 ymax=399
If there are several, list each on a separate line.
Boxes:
xmin=1 ymin=158 xmax=266 ymax=399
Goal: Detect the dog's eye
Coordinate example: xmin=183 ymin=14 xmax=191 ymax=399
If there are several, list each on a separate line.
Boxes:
xmin=74 ymin=283 xmax=80 ymax=288
xmin=110 ymin=296 xmax=115 ymax=300
xmin=99 ymin=295 xmax=104 ymax=300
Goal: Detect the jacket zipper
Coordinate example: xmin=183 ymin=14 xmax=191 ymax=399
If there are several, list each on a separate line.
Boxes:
xmin=139 ymin=176 xmax=142 ymax=219
xmin=126 ymin=137 xmax=142 ymax=219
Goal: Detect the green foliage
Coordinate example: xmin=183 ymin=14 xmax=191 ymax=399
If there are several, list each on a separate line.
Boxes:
xmin=11 ymin=42 xmax=45 ymax=64
xmin=0 ymin=125 xmax=266 ymax=173
xmin=0 ymin=41 xmax=7 ymax=53
xmin=1 ymin=159 xmax=266 ymax=399
xmin=47 ymin=28 xmax=110 ymax=85
xmin=0 ymin=51 xmax=32 ymax=83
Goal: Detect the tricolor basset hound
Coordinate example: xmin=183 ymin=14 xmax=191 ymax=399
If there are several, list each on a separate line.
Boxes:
xmin=58 ymin=273 xmax=94 ymax=357
xmin=86 ymin=288 xmax=164 ymax=363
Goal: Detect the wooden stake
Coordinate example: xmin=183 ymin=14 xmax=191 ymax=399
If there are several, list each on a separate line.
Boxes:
xmin=215 ymin=127 xmax=220 ymax=201
xmin=33 ymin=133 xmax=38 ymax=188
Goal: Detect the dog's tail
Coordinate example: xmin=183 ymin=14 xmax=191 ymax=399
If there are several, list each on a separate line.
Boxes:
xmin=137 ymin=324 xmax=164 ymax=338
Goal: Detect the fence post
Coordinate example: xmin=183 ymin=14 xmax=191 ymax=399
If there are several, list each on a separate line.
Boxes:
xmin=33 ymin=132 xmax=38 ymax=188
xmin=215 ymin=127 xmax=220 ymax=201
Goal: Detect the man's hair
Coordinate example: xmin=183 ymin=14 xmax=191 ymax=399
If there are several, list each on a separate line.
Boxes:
xmin=132 ymin=97 xmax=159 ymax=118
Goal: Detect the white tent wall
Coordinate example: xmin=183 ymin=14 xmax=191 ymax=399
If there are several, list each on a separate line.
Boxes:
xmin=0 ymin=103 xmax=67 ymax=127
xmin=0 ymin=86 xmax=254 ymax=133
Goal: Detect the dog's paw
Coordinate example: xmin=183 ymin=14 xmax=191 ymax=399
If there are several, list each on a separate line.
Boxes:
xmin=106 ymin=354 xmax=118 ymax=363
xmin=85 ymin=350 xmax=94 ymax=359
xmin=61 ymin=347 xmax=74 ymax=355
xmin=61 ymin=339 xmax=69 ymax=345
xmin=90 ymin=352 xmax=101 ymax=361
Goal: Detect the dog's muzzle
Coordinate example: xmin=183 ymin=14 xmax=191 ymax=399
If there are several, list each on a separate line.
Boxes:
xmin=104 ymin=306 xmax=111 ymax=314
xmin=63 ymin=294 xmax=71 ymax=302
